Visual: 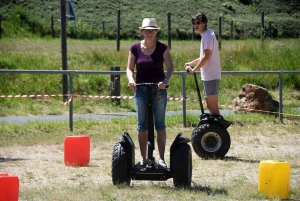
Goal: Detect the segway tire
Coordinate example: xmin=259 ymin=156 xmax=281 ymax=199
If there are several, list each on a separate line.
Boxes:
xmin=112 ymin=142 xmax=131 ymax=186
xmin=192 ymin=123 xmax=231 ymax=159
xmin=172 ymin=143 xmax=192 ymax=188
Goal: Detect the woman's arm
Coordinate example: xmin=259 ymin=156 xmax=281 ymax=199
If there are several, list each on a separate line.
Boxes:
xmin=126 ymin=51 xmax=137 ymax=90
xmin=160 ymin=47 xmax=174 ymax=87
xmin=185 ymin=49 xmax=212 ymax=73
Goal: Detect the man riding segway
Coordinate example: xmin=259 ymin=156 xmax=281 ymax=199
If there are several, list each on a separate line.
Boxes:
xmin=185 ymin=12 xmax=231 ymax=159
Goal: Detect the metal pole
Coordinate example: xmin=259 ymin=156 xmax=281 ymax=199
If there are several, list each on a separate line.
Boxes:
xmin=51 ymin=14 xmax=55 ymax=38
xmin=218 ymin=17 xmax=222 ymax=50
xmin=0 ymin=15 xmax=2 ymax=39
xmin=182 ymin=73 xmax=187 ymax=127
xmin=116 ymin=9 xmax=120 ymax=51
xmin=261 ymin=11 xmax=265 ymax=44
xmin=279 ymin=72 xmax=283 ymax=123
xmin=61 ymin=0 xmax=68 ymax=102
xmin=102 ymin=21 xmax=105 ymax=39
xmin=69 ymin=73 xmax=73 ymax=131
xmin=231 ymin=20 xmax=233 ymax=40
xmin=269 ymin=21 xmax=272 ymax=38
xmin=167 ymin=12 xmax=171 ymax=50
xmin=110 ymin=66 xmax=120 ymax=105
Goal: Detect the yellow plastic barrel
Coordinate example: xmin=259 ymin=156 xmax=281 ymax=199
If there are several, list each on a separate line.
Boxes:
xmin=258 ymin=160 xmax=290 ymax=199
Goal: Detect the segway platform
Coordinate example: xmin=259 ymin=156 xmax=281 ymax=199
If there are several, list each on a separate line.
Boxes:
xmin=198 ymin=113 xmax=232 ymax=129
xmin=132 ymin=163 xmax=172 ymax=181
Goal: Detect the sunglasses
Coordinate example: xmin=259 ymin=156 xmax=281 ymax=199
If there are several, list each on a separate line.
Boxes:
xmin=192 ymin=21 xmax=202 ymax=25
xmin=142 ymin=29 xmax=157 ymax=33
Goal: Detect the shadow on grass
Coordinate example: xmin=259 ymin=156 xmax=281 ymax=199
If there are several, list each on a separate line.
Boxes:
xmin=0 ymin=157 xmax=26 ymax=163
xmin=190 ymin=182 xmax=228 ymax=196
xmin=149 ymin=182 xmax=228 ymax=196
xmin=222 ymin=156 xmax=260 ymax=163
xmin=196 ymin=156 xmax=261 ymax=163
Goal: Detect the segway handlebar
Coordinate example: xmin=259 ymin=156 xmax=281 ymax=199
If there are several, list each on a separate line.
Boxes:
xmin=136 ymin=83 xmax=169 ymax=88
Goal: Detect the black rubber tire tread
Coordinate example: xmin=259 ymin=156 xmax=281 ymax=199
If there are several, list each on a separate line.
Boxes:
xmin=172 ymin=143 xmax=192 ymax=188
xmin=191 ymin=123 xmax=231 ymax=159
xmin=111 ymin=142 xmax=131 ymax=185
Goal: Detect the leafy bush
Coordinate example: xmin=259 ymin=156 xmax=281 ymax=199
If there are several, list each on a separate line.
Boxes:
xmin=292 ymin=11 xmax=300 ymax=19
xmin=0 ymin=1 xmax=299 ymax=40
xmin=248 ymin=4 xmax=258 ymax=12
xmin=222 ymin=2 xmax=235 ymax=11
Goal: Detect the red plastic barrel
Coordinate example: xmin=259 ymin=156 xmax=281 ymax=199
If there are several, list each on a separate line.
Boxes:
xmin=0 ymin=174 xmax=19 ymax=201
xmin=64 ymin=135 xmax=90 ymax=166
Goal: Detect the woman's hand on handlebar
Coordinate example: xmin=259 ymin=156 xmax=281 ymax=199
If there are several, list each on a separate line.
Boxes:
xmin=128 ymin=82 xmax=137 ymax=90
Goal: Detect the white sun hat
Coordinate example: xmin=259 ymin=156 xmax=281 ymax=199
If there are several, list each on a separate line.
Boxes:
xmin=139 ymin=18 xmax=160 ymax=30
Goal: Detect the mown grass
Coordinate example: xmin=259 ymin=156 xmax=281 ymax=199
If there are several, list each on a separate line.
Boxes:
xmin=0 ymin=39 xmax=300 ymax=118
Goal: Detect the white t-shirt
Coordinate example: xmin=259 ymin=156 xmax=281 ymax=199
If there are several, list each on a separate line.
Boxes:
xmin=200 ymin=29 xmax=221 ymax=81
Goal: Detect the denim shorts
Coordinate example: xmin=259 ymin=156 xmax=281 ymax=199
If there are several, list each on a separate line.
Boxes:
xmin=134 ymin=86 xmax=167 ymax=131
xmin=202 ymin=79 xmax=220 ymax=98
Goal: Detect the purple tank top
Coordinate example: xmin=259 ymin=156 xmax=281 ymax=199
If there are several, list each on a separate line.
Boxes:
xmin=130 ymin=41 xmax=167 ymax=83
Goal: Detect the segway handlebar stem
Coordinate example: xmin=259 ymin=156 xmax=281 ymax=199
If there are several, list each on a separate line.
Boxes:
xmin=192 ymin=73 xmax=205 ymax=114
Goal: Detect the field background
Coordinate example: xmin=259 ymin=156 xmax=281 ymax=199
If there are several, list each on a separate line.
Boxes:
xmin=0 ymin=0 xmax=300 ymax=39
xmin=0 ymin=39 xmax=300 ymax=201
xmin=0 ymin=0 xmax=300 ymax=200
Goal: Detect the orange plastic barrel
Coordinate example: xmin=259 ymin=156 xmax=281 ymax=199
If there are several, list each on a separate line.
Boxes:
xmin=258 ymin=160 xmax=290 ymax=199
xmin=64 ymin=135 xmax=90 ymax=166
xmin=0 ymin=174 xmax=19 ymax=201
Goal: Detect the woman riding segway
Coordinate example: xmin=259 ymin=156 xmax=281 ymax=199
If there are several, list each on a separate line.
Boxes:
xmin=112 ymin=18 xmax=192 ymax=188
xmin=126 ymin=18 xmax=174 ymax=168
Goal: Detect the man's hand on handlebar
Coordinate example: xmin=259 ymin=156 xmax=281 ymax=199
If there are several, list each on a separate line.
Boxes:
xmin=184 ymin=64 xmax=195 ymax=73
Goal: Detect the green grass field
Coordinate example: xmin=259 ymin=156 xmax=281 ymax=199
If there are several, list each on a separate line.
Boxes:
xmin=0 ymin=1 xmax=300 ymax=199
xmin=0 ymin=39 xmax=300 ymax=117
xmin=0 ymin=38 xmax=300 ymax=200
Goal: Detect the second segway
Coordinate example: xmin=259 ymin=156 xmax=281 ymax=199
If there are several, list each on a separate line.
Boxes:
xmin=190 ymin=73 xmax=232 ymax=159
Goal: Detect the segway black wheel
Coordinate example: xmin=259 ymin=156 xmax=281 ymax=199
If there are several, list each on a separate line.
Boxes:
xmin=172 ymin=143 xmax=192 ymax=188
xmin=112 ymin=142 xmax=131 ymax=186
xmin=192 ymin=123 xmax=231 ymax=159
